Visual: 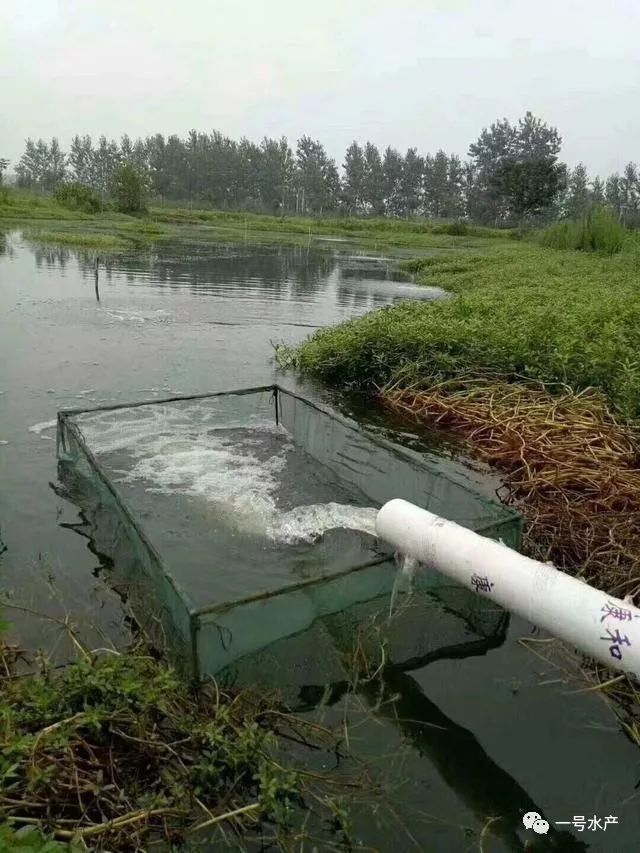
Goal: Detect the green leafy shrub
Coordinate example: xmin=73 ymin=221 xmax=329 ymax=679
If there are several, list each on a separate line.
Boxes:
xmin=432 ymin=220 xmax=468 ymax=236
xmin=0 ymin=641 xmax=356 ymax=850
xmin=110 ymin=164 xmax=147 ymax=213
xmin=0 ymin=824 xmax=71 ymax=852
xmin=54 ymin=182 xmax=103 ymax=214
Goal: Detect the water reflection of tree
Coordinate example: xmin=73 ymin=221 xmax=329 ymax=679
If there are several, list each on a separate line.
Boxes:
xmin=31 ymin=244 xmax=73 ymax=269
xmin=24 ymin=241 xmax=338 ymax=300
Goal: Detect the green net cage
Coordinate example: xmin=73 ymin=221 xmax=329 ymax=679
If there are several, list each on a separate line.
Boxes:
xmin=57 ymin=385 xmax=521 ymax=688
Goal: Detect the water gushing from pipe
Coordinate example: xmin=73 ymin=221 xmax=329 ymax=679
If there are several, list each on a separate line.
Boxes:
xmin=389 ymin=552 xmax=421 ymax=618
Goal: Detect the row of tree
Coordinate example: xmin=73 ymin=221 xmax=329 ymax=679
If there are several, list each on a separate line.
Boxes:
xmin=8 ymin=114 xmax=640 ymax=226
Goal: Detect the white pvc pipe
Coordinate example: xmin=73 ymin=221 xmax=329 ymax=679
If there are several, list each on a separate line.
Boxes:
xmin=376 ymin=499 xmax=640 ymax=680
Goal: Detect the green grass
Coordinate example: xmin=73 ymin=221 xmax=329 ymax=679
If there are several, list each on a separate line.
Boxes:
xmin=289 ymin=239 xmax=640 ymax=418
xmin=1 ymin=187 xmax=511 ymax=253
xmin=536 ymin=206 xmax=628 ymax=254
xmin=152 ymin=205 xmax=508 ymax=238
xmin=0 ymin=188 xmax=86 ymax=221
xmin=151 ymin=205 xmax=511 ymax=250
xmin=23 ymin=228 xmax=131 ymax=250
xmin=6 ymin=188 xmax=640 ymax=417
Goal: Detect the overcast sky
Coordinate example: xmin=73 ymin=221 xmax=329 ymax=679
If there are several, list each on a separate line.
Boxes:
xmin=2 ymin=0 xmax=638 ymax=177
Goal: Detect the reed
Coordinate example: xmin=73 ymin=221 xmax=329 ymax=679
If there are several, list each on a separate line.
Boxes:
xmin=537 ymin=205 xmax=627 ymax=254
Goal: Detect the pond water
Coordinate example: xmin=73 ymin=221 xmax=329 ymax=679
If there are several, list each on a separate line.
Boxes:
xmin=0 ymin=232 xmax=638 ymax=852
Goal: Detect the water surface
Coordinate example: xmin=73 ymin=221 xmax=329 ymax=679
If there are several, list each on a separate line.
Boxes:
xmin=0 ymin=233 xmax=637 ymax=852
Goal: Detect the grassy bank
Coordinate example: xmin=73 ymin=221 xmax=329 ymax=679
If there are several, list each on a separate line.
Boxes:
xmin=288 ymin=238 xmax=640 ymax=418
xmin=0 ymin=188 xmax=511 ymax=253
xmin=150 ymin=203 xmax=511 ymax=246
xmin=536 ymin=205 xmax=628 ymax=254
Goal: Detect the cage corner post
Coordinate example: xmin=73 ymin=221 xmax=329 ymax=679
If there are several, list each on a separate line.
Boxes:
xmin=189 ymin=613 xmax=202 ymax=685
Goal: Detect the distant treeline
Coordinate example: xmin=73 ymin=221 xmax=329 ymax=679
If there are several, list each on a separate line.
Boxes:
xmin=4 ymin=112 xmax=639 ymax=227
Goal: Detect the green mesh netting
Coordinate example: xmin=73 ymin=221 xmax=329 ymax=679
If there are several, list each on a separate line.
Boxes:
xmin=57 ymin=386 xmax=521 ymax=682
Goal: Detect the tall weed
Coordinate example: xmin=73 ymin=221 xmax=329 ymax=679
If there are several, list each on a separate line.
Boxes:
xmin=538 ymin=206 xmax=626 ymax=254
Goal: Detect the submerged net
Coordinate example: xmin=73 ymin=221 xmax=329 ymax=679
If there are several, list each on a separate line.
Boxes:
xmin=57 ymin=386 xmax=520 ymax=683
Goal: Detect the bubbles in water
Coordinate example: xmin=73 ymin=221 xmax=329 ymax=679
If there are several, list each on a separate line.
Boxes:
xmin=272 ymin=503 xmax=378 ymax=544
xmin=75 ymin=403 xmax=276 ymax=456
xmin=123 ymin=432 xmax=289 ymax=536
xmin=101 ymin=308 xmax=173 ymax=324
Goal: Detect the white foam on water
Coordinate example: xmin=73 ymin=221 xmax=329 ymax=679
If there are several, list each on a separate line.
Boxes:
xmin=272 ymin=503 xmax=378 ymax=544
xmin=75 ymin=403 xmax=276 ymax=456
xmin=80 ymin=410 xmax=377 ymax=543
xmin=102 ymin=308 xmax=172 ymax=324
xmin=116 ymin=432 xmax=378 ymax=544
xmin=75 ymin=405 xmax=380 ymax=545
xmin=28 ymin=419 xmax=57 ymax=438
xmin=121 ymin=432 xmax=289 ymax=535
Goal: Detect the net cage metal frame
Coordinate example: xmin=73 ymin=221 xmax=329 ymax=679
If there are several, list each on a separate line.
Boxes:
xmin=56 ymin=384 xmax=522 ymax=681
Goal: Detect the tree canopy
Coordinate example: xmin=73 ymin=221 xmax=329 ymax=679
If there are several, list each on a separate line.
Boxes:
xmin=11 ymin=115 xmax=639 ymax=227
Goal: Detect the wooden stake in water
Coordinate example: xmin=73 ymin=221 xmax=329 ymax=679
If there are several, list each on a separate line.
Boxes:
xmin=94 ymin=255 xmax=100 ymax=302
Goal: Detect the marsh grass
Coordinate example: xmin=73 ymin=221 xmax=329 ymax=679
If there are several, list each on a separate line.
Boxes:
xmin=149 ymin=206 xmax=509 ymax=239
xmin=54 ymin=183 xmax=103 ymax=215
xmin=0 ymin=188 xmax=85 ymax=222
xmin=292 ymin=240 xmax=640 ymax=418
xmin=537 ymin=206 xmax=627 ymax=254
xmin=1 ymin=188 xmax=513 ymax=253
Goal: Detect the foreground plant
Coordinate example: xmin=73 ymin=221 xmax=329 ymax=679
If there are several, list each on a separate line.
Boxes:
xmin=0 ymin=639 xmax=361 ymax=851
